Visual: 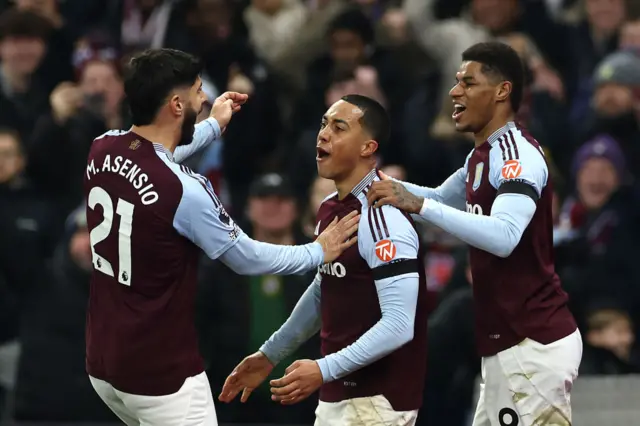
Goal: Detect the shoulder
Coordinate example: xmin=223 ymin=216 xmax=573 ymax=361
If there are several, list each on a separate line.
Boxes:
xmin=358 ymin=204 xmax=418 ymax=250
xmin=170 ymin=162 xmax=223 ymax=210
xmin=321 ymin=191 xmax=338 ymax=205
xmin=488 ymin=128 xmax=548 ymax=195
xmin=94 ymin=129 xmax=130 ymax=141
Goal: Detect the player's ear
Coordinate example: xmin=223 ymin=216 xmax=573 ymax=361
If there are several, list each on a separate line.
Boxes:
xmin=169 ymin=94 xmax=183 ymax=117
xmin=496 ymin=81 xmax=512 ymax=103
xmin=361 ymin=139 xmax=378 ymax=157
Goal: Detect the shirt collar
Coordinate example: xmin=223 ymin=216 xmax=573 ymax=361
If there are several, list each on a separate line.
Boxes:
xmin=487 ymin=121 xmax=516 ymax=145
xmin=152 ymin=143 xmax=174 ymax=162
xmin=351 ymin=169 xmax=377 ymax=196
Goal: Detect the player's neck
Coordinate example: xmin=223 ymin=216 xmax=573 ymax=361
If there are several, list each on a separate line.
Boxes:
xmin=335 ymin=164 xmax=374 ymax=200
xmin=131 ymin=123 xmax=179 ymax=152
xmin=473 ymin=111 xmax=515 ymax=147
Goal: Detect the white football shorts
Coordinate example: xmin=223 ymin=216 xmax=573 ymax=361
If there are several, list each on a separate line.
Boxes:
xmin=314 ymin=394 xmax=418 ymax=426
xmin=89 ymin=371 xmax=217 ymax=426
xmin=472 ymin=329 xmax=582 ymax=426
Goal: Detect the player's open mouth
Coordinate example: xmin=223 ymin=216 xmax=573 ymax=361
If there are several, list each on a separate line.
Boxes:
xmin=316 ymin=147 xmax=331 ymax=162
xmin=452 ymin=104 xmax=466 ymax=121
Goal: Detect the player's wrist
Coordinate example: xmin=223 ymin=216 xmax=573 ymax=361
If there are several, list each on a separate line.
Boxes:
xmin=315 ymin=358 xmax=331 ymax=383
xmin=203 ymin=117 xmax=222 ymax=138
xmin=257 ymin=348 xmax=279 ymax=366
xmin=310 ymin=241 xmax=325 ymax=265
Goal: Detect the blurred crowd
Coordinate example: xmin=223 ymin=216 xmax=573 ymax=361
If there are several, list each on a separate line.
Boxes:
xmin=1 ymin=0 xmax=640 ymax=424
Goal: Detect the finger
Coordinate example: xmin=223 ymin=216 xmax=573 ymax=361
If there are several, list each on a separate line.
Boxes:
xmin=270 ymin=381 xmax=300 ymax=396
xmin=270 ymin=372 xmax=297 ymax=387
xmin=280 ymin=391 xmax=307 ymax=405
xmin=343 ymin=219 xmax=359 ymax=237
xmin=340 ymin=235 xmax=358 ymax=250
xmin=378 ymin=170 xmax=391 ymax=180
xmin=219 ymin=382 xmax=242 ymax=402
xmin=223 ymin=91 xmax=249 ymax=102
xmin=284 ymin=361 xmax=300 ymax=375
xmin=240 ymin=387 xmax=253 ymax=403
xmin=272 ymin=387 xmax=302 ymax=402
xmin=341 ymin=213 xmax=361 ymax=230
xmin=373 ymin=196 xmax=394 ymax=208
xmin=340 ymin=210 xmax=359 ymax=222
xmin=324 ymin=216 xmax=338 ymax=232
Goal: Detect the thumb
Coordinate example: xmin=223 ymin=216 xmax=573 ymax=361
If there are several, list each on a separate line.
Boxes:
xmin=224 ymin=99 xmax=233 ymax=108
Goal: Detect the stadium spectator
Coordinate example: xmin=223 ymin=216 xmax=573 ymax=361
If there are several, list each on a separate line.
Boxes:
xmin=579 ymin=50 xmax=640 ymax=178
xmin=0 ymin=128 xmax=57 ymax=421
xmin=567 ymin=0 xmax=627 ymax=124
xmin=580 ymin=307 xmax=640 ymax=375
xmin=27 ymin=47 xmax=127 ymax=217
xmin=243 ymin=0 xmax=308 ymax=67
xmin=0 ymin=9 xmax=53 ymax=140
xmin=555 ymin=135 xmax=640 ymax=328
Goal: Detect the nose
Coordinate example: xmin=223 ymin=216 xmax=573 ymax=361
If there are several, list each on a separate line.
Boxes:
xmin=449 ymin=82 xmax=463 ymax=98
xmin=317 ymin=127 xmax=330 ymax=144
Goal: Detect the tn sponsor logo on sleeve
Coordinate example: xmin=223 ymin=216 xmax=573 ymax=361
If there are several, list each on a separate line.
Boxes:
xmin=501 ymin=159 xmax=522 ymax=180
xmin=375 ymin=239 xmax=397 ymax=262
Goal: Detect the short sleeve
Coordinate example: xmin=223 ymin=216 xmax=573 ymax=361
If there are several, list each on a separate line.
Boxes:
xmin=173 ymin=170 xmax=243 ymax=259
xmin=358 ymin=205 xmax=420 ymax=282
xmin=489 ymin=136 xmax=548 ymax=200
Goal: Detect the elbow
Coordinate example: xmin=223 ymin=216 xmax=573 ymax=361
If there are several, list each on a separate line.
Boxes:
xmin=397 ymin=326 xmax=414 ymax=347
xmin=225 ymin=262 xmax=244 ymax=274
xmin=489 ymin=221 xmax=522 ymax=258
xmin=493 ymin=244 xmax=515 ymax=258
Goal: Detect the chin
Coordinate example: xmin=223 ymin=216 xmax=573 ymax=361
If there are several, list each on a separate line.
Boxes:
xmin=316 ymin=163 xmax=338 ymax=181
xmin=454 ymin=121 xmax=474 ymax=133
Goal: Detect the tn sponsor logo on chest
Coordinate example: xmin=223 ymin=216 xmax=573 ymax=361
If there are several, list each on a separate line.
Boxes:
xmin=319 ymin=261 xmax=347 ymax=277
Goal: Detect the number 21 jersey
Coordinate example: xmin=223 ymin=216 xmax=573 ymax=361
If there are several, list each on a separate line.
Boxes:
xmin=84 ymin=130 xmax=239 ymax=396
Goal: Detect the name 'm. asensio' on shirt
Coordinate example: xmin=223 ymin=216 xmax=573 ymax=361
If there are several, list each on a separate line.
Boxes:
xmin=86 ymin=154 xmax=159 ymax=205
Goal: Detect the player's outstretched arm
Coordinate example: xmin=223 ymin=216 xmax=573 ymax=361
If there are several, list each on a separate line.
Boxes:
xmin=172 ymin=91 xmax=248 ymax=163
xmin=415 ymin=144 xmax=548 ymax=257
xmin=173 ymin=175 xmax=359 ymax=275
xmin=368 ymin=167 xmax=467 ymax=211
xmin=218 ymin=275 xmax=321 ymax=403
xmin=418 ymin=194 xmax=536 ymax=257
xmin=218 ymin=213 xmax=359 ymax=275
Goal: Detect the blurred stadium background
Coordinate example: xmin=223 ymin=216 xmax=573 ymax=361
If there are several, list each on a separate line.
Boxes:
xmin=1 ymin=0 xmax=640 ymax=425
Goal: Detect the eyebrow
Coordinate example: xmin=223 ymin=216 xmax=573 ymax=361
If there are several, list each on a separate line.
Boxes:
xmin=458 ymin=76 xmax=475 ymax=84
xmin=322 ymin=116 xmax=350 ymax=127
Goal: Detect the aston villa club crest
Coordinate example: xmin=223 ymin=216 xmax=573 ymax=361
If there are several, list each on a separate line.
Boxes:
xmin=472 ymin=163 xmax=484 ymax=191
xmin=129 ymin=139 xmax=141 ymax=150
